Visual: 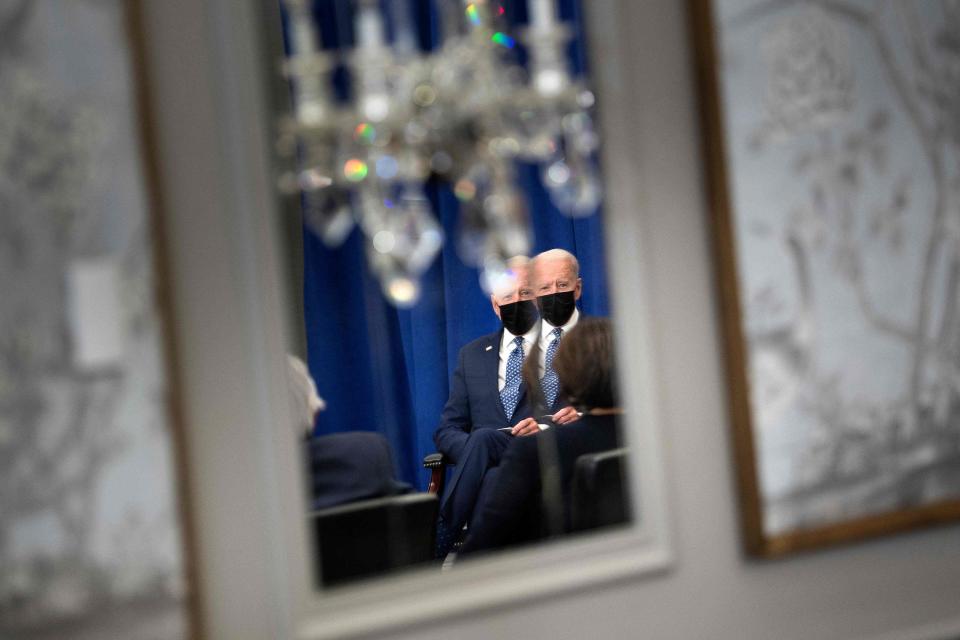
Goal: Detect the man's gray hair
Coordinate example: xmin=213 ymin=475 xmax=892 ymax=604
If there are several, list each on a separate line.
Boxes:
xmin=505 ymin=255 xmax=531 ymax=270
xmin=534 ymin=248 xmax=580 ymax=277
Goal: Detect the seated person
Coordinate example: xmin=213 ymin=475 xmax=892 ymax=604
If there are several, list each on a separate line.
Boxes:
xmin=287 ymin=355 xmax=410 ymax=510
xmin=433 ymin=257 xmax=543 ymax=556
xmin=305 ymin=431 xmax=413 ymax=510
xmin=459 ymin=318 xmax=622 ymax=555
xmin=522 ymin=248 xmax=590 ymax=422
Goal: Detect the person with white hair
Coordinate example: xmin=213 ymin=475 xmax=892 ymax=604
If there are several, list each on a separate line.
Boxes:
xmin=288 ymin=355 xmax=411 ymax=510
xmin=432 ymin=256 xmax=543 ymax=557
xmin=522 ymin=248 xmax=586 ymax=427
xmin=287 ymin=354 xmax=326 ymax=437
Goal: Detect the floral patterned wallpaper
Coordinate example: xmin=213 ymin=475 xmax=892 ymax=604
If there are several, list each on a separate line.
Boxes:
xmin=715 ymin=0 xmax=960 ymax=535
xmin=0 ymin=1 xmax=188 ymax=637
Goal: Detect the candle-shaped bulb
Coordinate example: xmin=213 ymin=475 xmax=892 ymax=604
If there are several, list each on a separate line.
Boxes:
xmin=289 ymin=2 xmax=318 ymax=56
xmin=286 ymin=1 xmax=329 ymax=126
xmin=389 ymin=0 xmax=417 ymax=57
xmin=356 ymin=2 xmax=386 ymax=50
xmin=529 ymin=0 xmax=557 ymax=31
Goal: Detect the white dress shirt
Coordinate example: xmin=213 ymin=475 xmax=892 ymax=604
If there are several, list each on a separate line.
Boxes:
xmin=497 ymin=324 xmax=540 ymax=391
xmin=537 ymin=307 xmax=580 ymax=378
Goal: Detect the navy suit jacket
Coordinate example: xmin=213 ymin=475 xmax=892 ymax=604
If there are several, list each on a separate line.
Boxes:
xmin=434 ymin=330 xmax=534 ymax=463
xmin=521 ymin=314 xmax=592 ymax=421
xmin=434 ymin=327 xmax=571 ymax=464
xmin=306 ymin=431 xmax=411 ymax=510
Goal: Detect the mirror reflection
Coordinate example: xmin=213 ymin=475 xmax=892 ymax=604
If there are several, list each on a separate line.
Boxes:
xmin=274 ymin=0 xmax=633 ymax=588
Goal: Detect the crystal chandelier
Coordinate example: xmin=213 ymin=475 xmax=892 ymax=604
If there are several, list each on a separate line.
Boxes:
xmin=277 ymin=0 xmax=602 ymax=306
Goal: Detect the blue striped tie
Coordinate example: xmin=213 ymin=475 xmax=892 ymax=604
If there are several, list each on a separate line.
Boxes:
xmin=500 ymin=336 xmax=525 ymax=419
xmin=542 ymin=327 xmax=563 ymax=408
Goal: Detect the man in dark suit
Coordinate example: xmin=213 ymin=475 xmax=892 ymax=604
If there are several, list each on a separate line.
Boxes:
xmin=522 ymin=248 xmax=587 ymax=426
xmin=306 ymin=431 xmax=412 ymax=510
xmin=434 ymin=250 xmax=586 ymax=556
xmin=287 ymin=355 xmax=411 ymax=510
xmin=433 ymin=257 xmax=542 ymax=556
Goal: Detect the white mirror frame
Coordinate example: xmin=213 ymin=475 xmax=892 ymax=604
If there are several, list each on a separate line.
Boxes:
xmin=156 ymin=0 xmax=674 ymax=637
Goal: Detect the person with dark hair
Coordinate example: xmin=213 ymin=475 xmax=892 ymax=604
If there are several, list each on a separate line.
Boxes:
xmin=459 ymin=318 xmax=623 ymax=555
xmin=551 ymin=317 xmax=618 ymax=410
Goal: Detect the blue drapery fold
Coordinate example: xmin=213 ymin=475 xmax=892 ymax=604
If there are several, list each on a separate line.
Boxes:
xmin=300 ymin=0 xmax=608 ymax=490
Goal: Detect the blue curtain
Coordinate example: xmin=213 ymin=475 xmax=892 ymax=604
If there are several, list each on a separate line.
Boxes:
xmin=298 ymin=0 xmax=609 ymax=490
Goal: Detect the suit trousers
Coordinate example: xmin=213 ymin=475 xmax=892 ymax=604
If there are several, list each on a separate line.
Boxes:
xmin=437 ymin=428 xmax=512 ymax=554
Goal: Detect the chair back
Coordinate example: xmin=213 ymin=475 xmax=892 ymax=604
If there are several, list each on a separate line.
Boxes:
xmin=570 ymin=448 xmax=631 ymax=532
xmin=312 ymin=492 xmax=438 ymax=586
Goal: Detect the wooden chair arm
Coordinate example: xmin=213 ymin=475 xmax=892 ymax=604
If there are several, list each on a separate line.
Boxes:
xmin=423 ymin=452 xmax=449 ymax=495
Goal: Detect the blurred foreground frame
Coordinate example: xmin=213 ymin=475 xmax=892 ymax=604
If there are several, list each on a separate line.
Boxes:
xmin=0 ymin=0 xmax=199 ymax=636
xmin=690 ymin=0 xmax=960 ymax=556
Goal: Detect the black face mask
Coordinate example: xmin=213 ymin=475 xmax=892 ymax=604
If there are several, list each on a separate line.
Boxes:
xmin=498 ymin=299 xmax=539 ymax=336
xmin=537 ymin=290 xmax=577 ymax=327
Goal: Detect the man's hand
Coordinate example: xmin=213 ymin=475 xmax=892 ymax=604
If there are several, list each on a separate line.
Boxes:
xmin=551 ymin=406 xmax=581 ymax=425
xmin=511 ymin=417 xmax=540 ymax=437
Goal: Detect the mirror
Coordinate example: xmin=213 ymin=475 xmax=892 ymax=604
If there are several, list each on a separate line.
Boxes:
xmin=271 ymin=0 xmax=638 ymax=588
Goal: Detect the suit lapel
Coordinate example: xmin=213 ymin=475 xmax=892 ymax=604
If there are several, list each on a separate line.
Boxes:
xmin=517 ymin=319 xmax=542 ymax=411
xmin=519 ymin=326 xmax=543 ymax=416
xmin=485 ymin=330 xmax=508 ymax=423
xmin=541 ymin=313 xmax=584 ymax=412
xmin=515 ymin=381 xmax=528 ymax=409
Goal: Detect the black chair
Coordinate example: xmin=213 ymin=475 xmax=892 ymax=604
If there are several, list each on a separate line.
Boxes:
xmin=304 ymin=433 xmax=439 ymax=586
xmin=570 ymin=448 xmax=631 ymax=533
xmin=311 ymin=492 xmax=438 ymax=587
xmin=424 ymin=447 xmax=631 ymax=538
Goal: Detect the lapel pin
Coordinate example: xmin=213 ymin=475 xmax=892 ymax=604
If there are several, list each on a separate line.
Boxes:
xmin=485 ymin=345 xmax=493 ymax=351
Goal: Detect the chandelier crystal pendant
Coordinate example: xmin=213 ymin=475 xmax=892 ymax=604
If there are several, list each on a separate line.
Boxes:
xmin=277 ymin=0 xmax=602 ymax=306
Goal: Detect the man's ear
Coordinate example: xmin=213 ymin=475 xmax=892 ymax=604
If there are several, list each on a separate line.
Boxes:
xmin=574 ymin=278 xmax=583 ymax=300
xmin=491 ymin=295 xmax=502 ymax=319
